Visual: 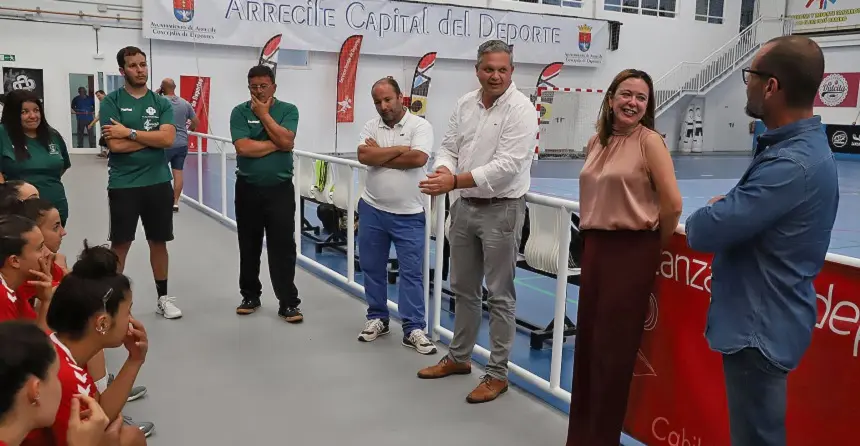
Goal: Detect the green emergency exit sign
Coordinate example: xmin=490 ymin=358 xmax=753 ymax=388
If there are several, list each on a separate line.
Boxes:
xmin=1 ymin=55 xmax=15 ymax=62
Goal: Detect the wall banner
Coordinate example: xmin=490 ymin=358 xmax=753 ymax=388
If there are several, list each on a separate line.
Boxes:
xmin=825 ymin=124 xmax=860 ymax=155
xmin=142 ymin=0 xmax=608 ymax=66
xmin=623 ymin=234 xmax=860 ymax=445
xmin=814 ymin=72 xmax=860 ymax=108
xmin=180 ymin=75 xmax=211 ymax=152
xmin=336 ymin=35 xmax=362 ymax=123
xmin=787 ymin=0 xmax=860 ymax=34
xmin=2 ymin=67 xmax=45 ymax=104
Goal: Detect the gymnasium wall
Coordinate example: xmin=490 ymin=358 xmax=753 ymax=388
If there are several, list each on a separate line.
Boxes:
xmin=700 ymin=71 xmax=754 ymax=152
xmin=1 ymin=0 xmax=750 ymax=154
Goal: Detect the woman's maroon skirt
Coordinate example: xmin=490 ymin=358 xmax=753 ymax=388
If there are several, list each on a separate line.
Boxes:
xmin=565 ymin=229 xmax=662 ymax=446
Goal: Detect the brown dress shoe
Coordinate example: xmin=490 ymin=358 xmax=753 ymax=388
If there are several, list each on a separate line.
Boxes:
xmin=417 ymin=356 xmax=471 ymax=379
xmin=466 ymin=376 xmax=508 ymax=404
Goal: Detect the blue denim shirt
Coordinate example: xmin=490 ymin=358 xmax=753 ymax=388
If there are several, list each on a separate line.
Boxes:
xmin=685 ymin=116 xmax=839 ymax=371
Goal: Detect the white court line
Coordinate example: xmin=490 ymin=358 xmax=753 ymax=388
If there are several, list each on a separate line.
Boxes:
xmin=700 ymin=174 xmax=714 ymax=177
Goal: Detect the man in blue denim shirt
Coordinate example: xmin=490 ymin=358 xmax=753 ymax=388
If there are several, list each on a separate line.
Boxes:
xmin=685 ymin=36 xmax=838 ymax=446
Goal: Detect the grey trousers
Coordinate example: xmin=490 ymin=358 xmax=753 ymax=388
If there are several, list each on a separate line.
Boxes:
xmin=446 ymin=196 xmax=526 ymax=380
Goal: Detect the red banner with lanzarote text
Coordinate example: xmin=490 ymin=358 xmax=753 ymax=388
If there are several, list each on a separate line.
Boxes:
xmin=179 ymin=75 xmax=210 ymax=152
xmin=336 ymin=34 xmax=363 ymax=123
xmin=623 ymin=233 xmax=860 ymax=445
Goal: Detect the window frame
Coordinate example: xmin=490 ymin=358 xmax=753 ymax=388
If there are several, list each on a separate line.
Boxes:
xmin=695 ymin=0 xmax=726 ymax=25
xmin=277 ymin=49 xmax=311 ymax=70
xmin=604 ymin=0 xmax=676 ymax=18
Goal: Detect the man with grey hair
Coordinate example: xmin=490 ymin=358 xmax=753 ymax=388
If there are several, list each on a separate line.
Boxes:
xmin=417 ymin=39 xmax=536 ymax=404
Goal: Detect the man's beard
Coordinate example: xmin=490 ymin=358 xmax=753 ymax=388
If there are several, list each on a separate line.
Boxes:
xmin=125 ymin=73 xmax=147 ymax=88
xmin=744 ymin=97 xmax=764 ymax=120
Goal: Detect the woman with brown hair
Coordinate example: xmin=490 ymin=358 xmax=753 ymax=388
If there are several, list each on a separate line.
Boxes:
xmin=566 ymin=69 xmax=682 ymax=446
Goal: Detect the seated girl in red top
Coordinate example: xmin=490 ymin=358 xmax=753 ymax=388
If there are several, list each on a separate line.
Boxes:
xmin=12 ymin=199 xmax=68 ymax=305
xmin=0 ymin=320 xmax=113 ymax=446
xmin=0 ymin=215 xmax=53 ymax=328
xmin=0 ymin=181 xmax=40 ymax=209
xmin=24 ymin=241 xmax=148 ymax=446
xmin=6 ymin=199 xmax=151 ymax=432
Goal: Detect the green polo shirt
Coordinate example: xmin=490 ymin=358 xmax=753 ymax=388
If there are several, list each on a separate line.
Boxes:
xmin=229 ymin=98 xmax=298 ymax=186
xmin=0 ymin=125 xmax=71 ymax=223
xmin=99 ymin=88 xmax=174 ymax=189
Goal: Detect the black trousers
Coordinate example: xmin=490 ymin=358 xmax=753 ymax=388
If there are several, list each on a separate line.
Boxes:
xmin=235 ymin=176 xmax=300 ymax=308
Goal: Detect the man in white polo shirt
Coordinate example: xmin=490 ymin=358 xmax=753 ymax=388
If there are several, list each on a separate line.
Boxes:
xmin=355 ymin=77 xmax=436 ymax=355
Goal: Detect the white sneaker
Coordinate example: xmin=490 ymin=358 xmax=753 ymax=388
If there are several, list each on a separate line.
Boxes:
xmin=403 ymin=329 xmax=437 ymax=355
xmin=156 ymin=296 xmax=182 ymax=319
xmin=358 ymin=319 xmax=389 ymax=342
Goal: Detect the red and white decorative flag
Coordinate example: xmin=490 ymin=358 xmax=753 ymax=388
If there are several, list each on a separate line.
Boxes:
xmin=336 ymin=35 xmax=363 ymax=123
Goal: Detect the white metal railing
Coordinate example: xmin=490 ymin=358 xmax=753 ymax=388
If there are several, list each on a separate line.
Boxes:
xmin=654 ymin=16 xmax=790 ymax=114
xmin=181 ymin=131 xmax=860 ymax=427
xmin=184 ymin=131 xmax=583 ymax=404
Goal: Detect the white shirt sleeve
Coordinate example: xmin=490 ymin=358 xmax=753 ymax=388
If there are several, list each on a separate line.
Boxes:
xmin=432 ymin=102 xmax=460 ymax=173
xmin=410 ymin=120 xmax=434 ymax=155
xmin=470 ymin=102 xmax=537 ymax=194
xmin=357 ymin=120 xmax=375 ymax=149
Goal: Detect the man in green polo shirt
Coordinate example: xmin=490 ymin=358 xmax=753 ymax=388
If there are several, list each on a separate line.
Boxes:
xmin=229 ymin=64 xmax=303 ymax=323
xmin=100 ymin=45 xmax=182 ymax=320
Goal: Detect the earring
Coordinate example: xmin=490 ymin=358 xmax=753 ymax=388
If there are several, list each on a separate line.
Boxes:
xmin=31 ymin=394 xmax=40 ymax=406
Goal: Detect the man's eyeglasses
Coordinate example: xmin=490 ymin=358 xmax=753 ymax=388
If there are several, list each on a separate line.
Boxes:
xmin=741 ymin=68 xmax=779 ymax=86
xmin=248 ymin=84 xmax=270 ymax=91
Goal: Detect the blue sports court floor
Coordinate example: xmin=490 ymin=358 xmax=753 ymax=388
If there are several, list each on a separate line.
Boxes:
xmin=176 ymin=152 xmax=860 ymax=415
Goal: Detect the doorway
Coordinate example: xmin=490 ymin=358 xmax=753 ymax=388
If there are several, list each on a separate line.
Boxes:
xmin=68 ymin=73 xmax=96 ymax=149
xmin=740 ymin=0 xmax=758 ymax=32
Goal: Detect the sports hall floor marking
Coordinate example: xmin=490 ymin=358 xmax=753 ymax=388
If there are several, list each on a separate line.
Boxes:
xmin=514 ymin=277 xmax=578 ymax=305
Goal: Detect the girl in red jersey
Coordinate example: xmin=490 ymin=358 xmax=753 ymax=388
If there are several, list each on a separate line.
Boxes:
xmin=13 ymin=198 xmax=67 ymax=308
xmin=0 ymin=215 xmax=52 ymax=326
xmin=0 ymin=321 xmax=115 ymax=446
xmin=6 ymin=191 xmax=152 ymax=433
xmin=26 ymin=241 xmax=148 ymax=446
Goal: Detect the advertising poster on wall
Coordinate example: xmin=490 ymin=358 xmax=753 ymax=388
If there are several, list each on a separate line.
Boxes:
xmin=180 ymin=75 xmax=211 ymax=152
xmin=787 ymin=0 xmax=860 ymax=34
xmin=623 ymin=234 xmax=860 ymax=445
xmin=814 ymin=72 xmax=860 ymax=108
xmin=2 ymin=67 xmax=45 ymax=104
xmin=141 ymin=0 xmax=607 ymax=66
xmin=825 ymin=124 xmax=860 ymax=154
xmin=335 ymin=35 xmax=362 ymax=124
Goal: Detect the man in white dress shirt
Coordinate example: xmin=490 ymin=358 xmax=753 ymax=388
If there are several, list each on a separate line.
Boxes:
xmin=356 ymin=77 xmax=437 ymax=355
xmin=417 ymin=40 xmax=537 ymax=404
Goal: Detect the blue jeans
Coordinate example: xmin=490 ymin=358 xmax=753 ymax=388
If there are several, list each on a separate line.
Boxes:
xmin=358 ymin=199 xmax=426 ymax=334
xmin=722 ymin=347 xmax=788 ymax=446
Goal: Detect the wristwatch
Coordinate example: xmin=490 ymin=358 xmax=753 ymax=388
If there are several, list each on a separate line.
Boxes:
xmin=129 ymin=129 xmax=138 ymax=140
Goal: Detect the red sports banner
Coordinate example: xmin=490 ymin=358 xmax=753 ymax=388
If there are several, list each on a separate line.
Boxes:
xmin=336 ymin=34 xmax=363 ymax=123
xmin=407 ymin=51 xmax=436 ymax=119
xmin=258 ymin=34 xmax=282 ymax=77
xmin=536 ymin=62 xmax=563 ymax=89
xmin=179 ymin=75 xmax=210 ymax=152
xmin=814 ymin=72 xmax=860 ymax=108
xmin=624 ymin=234 xmax=860 ymax=445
